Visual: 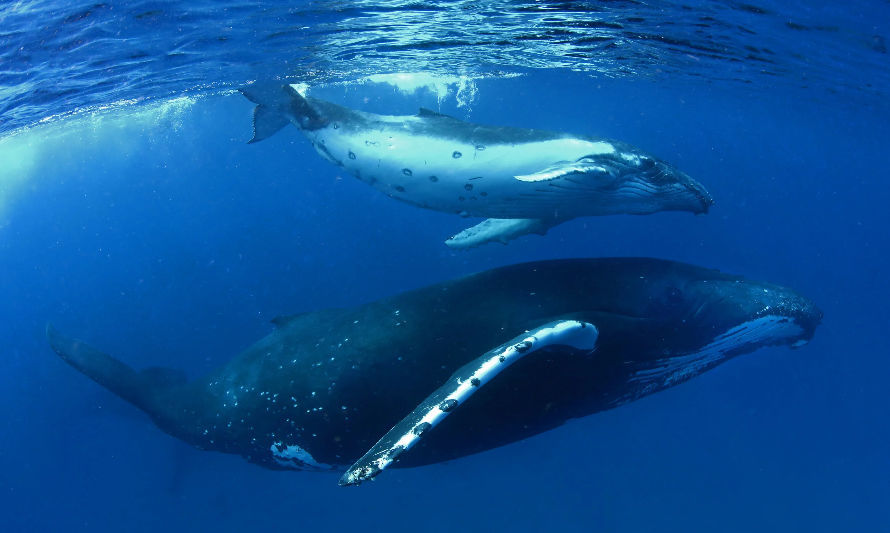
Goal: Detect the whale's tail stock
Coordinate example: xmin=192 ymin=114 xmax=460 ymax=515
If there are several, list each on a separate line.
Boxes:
xmin=46 ymin=324 xmax=187 ymax=420
xmin=239 ymin=83 xmax=326 ymax=143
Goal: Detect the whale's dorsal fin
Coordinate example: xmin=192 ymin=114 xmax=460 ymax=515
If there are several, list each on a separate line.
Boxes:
xmin=417 ymin=107 xmax=458 ymax=119
xmin=339 ymin=320 xmax=599 ymax=486
xmin=271 ymin=313 xmax=309 ymax=328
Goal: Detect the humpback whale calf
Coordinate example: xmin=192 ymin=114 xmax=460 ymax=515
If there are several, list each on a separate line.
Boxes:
xmin=240 ymin=85 xmax=713 ymax=248
xmin=48 ymin=258 xmax=820 ymax=486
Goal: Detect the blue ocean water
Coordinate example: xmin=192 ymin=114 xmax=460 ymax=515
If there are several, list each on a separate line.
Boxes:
xmin=1 ymin=1 xmax=888 ymax=531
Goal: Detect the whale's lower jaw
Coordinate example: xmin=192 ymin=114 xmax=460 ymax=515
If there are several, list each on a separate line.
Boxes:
xmin=623 ymin=315 xmax=806 ymax=402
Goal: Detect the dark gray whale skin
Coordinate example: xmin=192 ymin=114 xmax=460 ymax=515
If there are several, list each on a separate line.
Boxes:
xmin=48 ymin=258 xmax=821 ymax=475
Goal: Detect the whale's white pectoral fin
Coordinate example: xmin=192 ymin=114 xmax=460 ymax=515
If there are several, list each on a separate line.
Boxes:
xmin=339 ymin=320 xmax=598 ymax=486
xmin=514 ymin=160 xmax=610 ymax=182
xmin=445 ymin=218 xmax=567 ymax=249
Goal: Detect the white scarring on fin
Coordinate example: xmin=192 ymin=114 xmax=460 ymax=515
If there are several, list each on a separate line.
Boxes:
xmin=339 ymin=320 xmax=599 ymax=486
xmin=271 ymin=441 xmax=334 ymax=471
xmin=445 ymin=218 xmax=566 ymax=249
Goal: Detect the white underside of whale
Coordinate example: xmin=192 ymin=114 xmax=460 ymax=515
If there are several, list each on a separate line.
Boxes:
xmin=309 ymin=124 xmax=619 ymax=219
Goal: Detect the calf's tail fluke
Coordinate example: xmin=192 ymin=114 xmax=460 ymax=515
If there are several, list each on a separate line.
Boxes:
xmin=46 ymin=324 xmax=186 ymax=417
xmin=239 ymin=83 xmax=326 ymax=143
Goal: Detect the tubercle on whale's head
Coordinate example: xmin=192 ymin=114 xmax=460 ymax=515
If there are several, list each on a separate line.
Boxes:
xmin=626 ymin=159 xmax=714 ymax=215
xmin=679 ymin=172 xmax=714 ymax=215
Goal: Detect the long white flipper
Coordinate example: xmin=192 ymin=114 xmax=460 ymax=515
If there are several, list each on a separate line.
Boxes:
xmin=445 ymin=218 xmax=566 ymax=249
xmin=514 ymin=157 xmax=612 ymax=182
xmin=339 ymin=320 xmax=598 ymax=486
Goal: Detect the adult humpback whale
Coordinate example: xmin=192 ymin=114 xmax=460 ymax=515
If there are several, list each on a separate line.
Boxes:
xmin=47 ymin=258 xmax=820 ymax=486
xmin=240 ymin=85 xmax=713 ymax=248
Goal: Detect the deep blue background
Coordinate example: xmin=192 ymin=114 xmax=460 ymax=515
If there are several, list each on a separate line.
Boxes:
xmin=2 ymin=72 xmax=888 ymax=531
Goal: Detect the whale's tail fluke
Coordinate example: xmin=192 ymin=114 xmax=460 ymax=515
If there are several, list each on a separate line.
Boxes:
xmin=239 ymin=83 xmax=327 ymax=143
xmin=46 ymin=324 xmax=187 ymax=417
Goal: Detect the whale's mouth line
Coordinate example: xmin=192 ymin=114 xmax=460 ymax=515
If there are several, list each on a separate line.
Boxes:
xmin=614 ymin=180 xmax=659 ymax=198
xmin=614 ymin=180 xmax=704 ymax=210
xmin=502 ymin=177 xmax=708 ymax=215
xmin=628 ymin=314 xmax=806 ymax=390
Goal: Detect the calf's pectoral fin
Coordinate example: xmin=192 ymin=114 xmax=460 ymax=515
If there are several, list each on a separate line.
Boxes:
xmin=445 ymin=218 xmax=568 ymax=249
xmin=514 ymin=160 xmax=610 ymax=182
xmin=339 ymin=320 xmax=599 ymax=487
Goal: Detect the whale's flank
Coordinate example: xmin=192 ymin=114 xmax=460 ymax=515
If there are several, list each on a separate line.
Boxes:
xmin=46 ymin=258 xmax=820 ymax=485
